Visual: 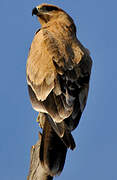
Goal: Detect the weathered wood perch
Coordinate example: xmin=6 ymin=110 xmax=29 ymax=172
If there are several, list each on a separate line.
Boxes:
xmin=27 ymin=132 xmax=53 ymax=180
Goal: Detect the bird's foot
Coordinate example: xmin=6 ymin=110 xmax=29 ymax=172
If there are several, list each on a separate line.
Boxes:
xmin=36 ymin=113 xmax=46 ymax=129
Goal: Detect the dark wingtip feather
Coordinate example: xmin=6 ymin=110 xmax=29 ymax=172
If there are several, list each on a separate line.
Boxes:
xmin=61 ymin=130 xmax=76 ymax=150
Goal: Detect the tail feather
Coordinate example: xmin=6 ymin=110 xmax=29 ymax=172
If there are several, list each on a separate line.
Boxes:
xmin=40 ymin=118 xmax=67 ymax=176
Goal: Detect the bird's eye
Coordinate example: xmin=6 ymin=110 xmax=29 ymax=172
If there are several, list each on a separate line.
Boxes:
xmin=40 ymin=6 xmax=59 ymax=12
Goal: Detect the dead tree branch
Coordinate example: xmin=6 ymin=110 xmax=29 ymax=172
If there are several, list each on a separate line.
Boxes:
xmin=27 ymin=132 xmax=53 ymax=180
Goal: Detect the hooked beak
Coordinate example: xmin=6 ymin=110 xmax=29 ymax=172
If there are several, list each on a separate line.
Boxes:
xmin=32 ymin=7 xmax=40 ymax=16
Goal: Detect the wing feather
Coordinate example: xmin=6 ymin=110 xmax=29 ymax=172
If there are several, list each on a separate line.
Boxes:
xmin=26 ymin=26 xmax=92 ymax=128
xmin=26 ymin=30 xmax=57 ymax=101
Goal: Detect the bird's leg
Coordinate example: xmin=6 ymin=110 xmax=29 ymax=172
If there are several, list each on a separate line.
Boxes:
xmin=36 ymin=112 xmax=46 ymax=129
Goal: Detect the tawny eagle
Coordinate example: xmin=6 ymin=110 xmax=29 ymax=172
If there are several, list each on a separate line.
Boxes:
xmin=26 ymin=3 xmax=92 ymax=176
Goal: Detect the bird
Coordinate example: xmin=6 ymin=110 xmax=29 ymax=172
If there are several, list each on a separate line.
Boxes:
xmin=26 ymin=3 xmax=92 ymax=177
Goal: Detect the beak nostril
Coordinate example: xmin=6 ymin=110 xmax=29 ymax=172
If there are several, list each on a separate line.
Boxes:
xmin=32 ymin=7 xmax=39 ymax=16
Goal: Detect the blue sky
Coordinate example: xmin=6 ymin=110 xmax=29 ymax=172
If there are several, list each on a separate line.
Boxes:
xmin=0 ymin=0 xmax=117 ymax=179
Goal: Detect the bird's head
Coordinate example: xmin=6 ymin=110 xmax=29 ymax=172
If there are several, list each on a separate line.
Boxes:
xmin=32 ymin=4 xmax=64 ymax=25
xmin=32 ymin=3 xmax=76 ymax=32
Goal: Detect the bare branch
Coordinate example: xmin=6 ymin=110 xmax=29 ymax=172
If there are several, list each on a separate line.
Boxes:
xmin=27 ymin=132 xmax=53 ymax=180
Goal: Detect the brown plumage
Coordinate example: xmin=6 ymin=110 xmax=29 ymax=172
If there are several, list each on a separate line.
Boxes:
xmin=26 ymin=3 xmax=92 ymax=176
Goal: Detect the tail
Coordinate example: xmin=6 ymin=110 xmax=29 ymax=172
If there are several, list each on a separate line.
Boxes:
xmin=39 ymin=118 xmax=67 ymax=176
